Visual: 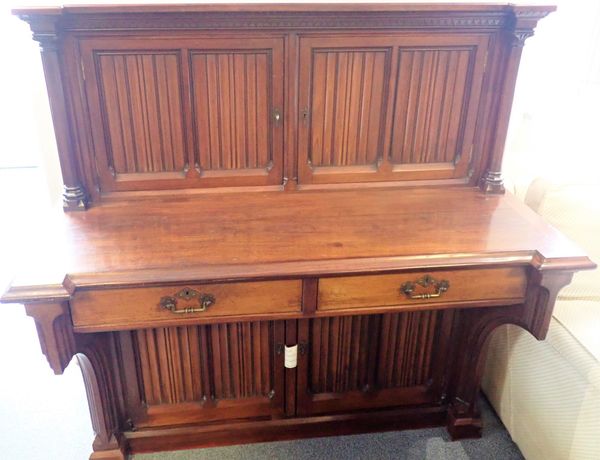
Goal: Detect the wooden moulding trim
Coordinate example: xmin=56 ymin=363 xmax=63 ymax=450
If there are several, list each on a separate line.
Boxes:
xmin=2 ymin=251 xmax=594 ymax=304
xmin=65 ymin=250 xmax=595 ymax=291
xmin=12 ymin=5 xmax=556 ymax=34
xmin=533 ymin=255 xmax=597 ymax=272
xmin=12 ymin=4 xmax=519 ymax=15
xmin=125 ymin=404 xmax=447 ymax=453
xmin=0 ymin=283 xmax=70 ymax=304
xmin=100 ymin=184 xmax=284 ymax=202
xmin=297 ymin=178 xmax=470 ymax=191
xmin=12 ymin=3 xmax=558 ymax=16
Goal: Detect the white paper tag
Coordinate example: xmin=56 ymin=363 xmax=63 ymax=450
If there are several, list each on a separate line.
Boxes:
xmin=284 ymin=344 xmax=298 ymax=369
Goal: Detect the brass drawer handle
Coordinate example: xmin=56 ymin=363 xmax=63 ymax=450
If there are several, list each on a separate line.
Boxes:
xmin=400 ymin=275 xmax=449 ymax=300
xmin=160 ymin=287 xmax=215 ymax=314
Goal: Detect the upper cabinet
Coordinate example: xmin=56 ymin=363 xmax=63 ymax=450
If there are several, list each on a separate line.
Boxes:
xmin=297 ymin=34 xmax=489 ymax=185
xmin=80 ymin=36 xmax=285 ymax=192
xmin=15 ymin=4 xmax=553 ymax=208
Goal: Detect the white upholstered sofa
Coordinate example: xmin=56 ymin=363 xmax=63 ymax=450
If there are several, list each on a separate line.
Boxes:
xmin=483 ymin=179 xmax=600 ymax=460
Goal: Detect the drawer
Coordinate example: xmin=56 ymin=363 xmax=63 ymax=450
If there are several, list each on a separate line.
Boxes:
xmin=318 ymin=267 xmax=527 ymax=311
xmin=71 ymin=280 xmax=302 ymax=331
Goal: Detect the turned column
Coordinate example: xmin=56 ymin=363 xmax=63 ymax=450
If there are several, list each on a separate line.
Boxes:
xmin=19 ymin=13 xmax=88 ymax=210
xmin=479 ymin=8 xmax=554 ymax=194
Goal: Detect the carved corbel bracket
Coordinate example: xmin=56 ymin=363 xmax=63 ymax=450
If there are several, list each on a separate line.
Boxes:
xmin=522 ymin=269 xmax=574 ymax=340
xmin=24 ymin=301 xmax=76 ymax=375
xmin=446 ymin=267 xmax=574 ymax=438
xmin=509 ymin=7 xmax=556 ymax=48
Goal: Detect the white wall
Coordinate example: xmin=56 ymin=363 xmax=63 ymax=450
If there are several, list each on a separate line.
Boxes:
xmin=503 ymin=0 xmax=600 ymax=196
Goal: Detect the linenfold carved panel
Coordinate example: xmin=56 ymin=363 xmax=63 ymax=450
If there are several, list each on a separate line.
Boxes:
xmin=309 ymin=314 xmax=377 ymax=393
xmin=95 ymin=52 xmax=187 ymax=175
xmin=134 ymin=321 xmax=274 ymax=405
xmin=297 ymin=34 xmax=487 ymax=185
xmin=308 ymin=311 xmax=439 ymax=394
xmin=191 ymin=50 xmax=272 ymax=171
xmin=376 ymin=311 xmax=439 ymax=387
xmin=390 ymin=47 xmax=475 ymax=165
xmin=80 ymin=36 xmax=284 ymax=193
xmin=308 ymin=49 xmax=390 ymax=167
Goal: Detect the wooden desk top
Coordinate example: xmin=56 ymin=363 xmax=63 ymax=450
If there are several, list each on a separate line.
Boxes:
xmin=2 ymin=187 xmax=594 ymax=303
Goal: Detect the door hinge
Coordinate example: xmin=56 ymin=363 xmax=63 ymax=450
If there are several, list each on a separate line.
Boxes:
xmin=80 ymin=60 xmax=86 ymax=81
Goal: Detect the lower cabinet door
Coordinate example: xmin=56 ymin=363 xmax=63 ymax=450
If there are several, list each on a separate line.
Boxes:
xmin=121 ymin=320 xmax=285 ymax=429
xmin=296 ymin=310 xmax=455 ymax=416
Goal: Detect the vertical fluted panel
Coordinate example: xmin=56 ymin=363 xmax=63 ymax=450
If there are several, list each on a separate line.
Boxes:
xmin=191 ymin=51 xmax=271 ymax=170
xmin=96 ymin=52 xmax=187 ymax=173
xmin=390 ymin=47 xmax=473 ymax=164
xmin=309 ymin=315 xmax=380 ymax=393
xmin=134 ymin=321 xmax=273 ymax=405
xmin=309 ymin=49 xmax=390 ymax=167
xmin=377 ymin=311 xmax=439 ymax=387
xmin=309 ymin=311 xmax=439 ymax=394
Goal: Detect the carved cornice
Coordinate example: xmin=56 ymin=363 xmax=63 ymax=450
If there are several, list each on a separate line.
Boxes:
xmin=513 ymin=7 xmax=556 ymax=21
xmin=21 ymin=11 xmax=515 ymax=32
xmin=507 ymin=6 xmax=556 ymax=48
xmin=17 ymin=7 xmax=555 ymax=46
xmin=18 ymin=14 xmax=62 ymax=51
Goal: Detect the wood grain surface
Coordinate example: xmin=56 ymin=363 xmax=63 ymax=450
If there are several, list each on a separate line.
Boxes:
xmin=71 ymin=280 xmax=302 ymax=331
xmin=6 ymin=5 xmax=580 ymax=459
xmin=3 ymin=187 xmax=593 ymax=303
xmin=318 ymin=267 xmax=527 ymax=310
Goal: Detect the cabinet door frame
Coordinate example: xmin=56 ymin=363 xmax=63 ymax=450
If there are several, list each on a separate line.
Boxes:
xmin=121 ymin=320 xmax=286 ymax=430
xmin=297 ymin=35 xmax=396 ymax=186
xmin=297 ymin=33 xmax=489 ymax=186
xmin=79 ymin=35 xmax=285 ymax=193
xmin=294 ymin=311 xmax=455 ymax=417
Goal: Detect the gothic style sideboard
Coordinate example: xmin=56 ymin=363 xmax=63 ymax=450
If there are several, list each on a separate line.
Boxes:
xmin=3 ymin=3 xmax=595 ymax=459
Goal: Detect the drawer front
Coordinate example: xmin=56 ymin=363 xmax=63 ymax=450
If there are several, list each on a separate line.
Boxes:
xmin=72 ymin=280 xmax=302 ymax=331
xmin=318 ymin=267 xmax=527 ymax=311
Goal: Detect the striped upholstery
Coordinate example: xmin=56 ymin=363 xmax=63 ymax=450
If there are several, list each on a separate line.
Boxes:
xmin=483 ymin=179 xmax=600 ymax=460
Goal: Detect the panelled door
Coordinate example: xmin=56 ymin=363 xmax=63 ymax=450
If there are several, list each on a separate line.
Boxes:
xmin=118 ymin=313 xmax=454 ymax=426
xmin=80 ymin=35 xmax=284 ymax=192
xmin=121 ymin=320 xmax=285 ymax=429
xmin=295 ymin=310 xmax=455 ymax=416
xmin=297 ymin=34 xmax=489 ymax=185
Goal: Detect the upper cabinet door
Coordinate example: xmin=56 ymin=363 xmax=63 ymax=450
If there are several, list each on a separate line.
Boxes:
xmin=297 ymin=34 xmax=489 ymax=186
xmin=80 ymin=36 xmax=284 ymax=193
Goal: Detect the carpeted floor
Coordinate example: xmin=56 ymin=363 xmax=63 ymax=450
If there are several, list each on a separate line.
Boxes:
xmin=0 ymin=169 xmax=524 ymax=459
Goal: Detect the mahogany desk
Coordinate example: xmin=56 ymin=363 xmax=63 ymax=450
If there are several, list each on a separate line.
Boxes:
xmin=3 ymin=3 xmax=594 ymax=459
